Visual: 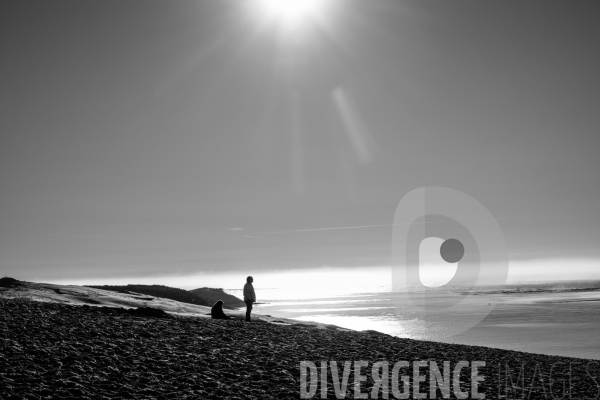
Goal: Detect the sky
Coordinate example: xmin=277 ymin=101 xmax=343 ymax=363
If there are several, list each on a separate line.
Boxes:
xmin=1 ymin=0 xmax=599 ymax=288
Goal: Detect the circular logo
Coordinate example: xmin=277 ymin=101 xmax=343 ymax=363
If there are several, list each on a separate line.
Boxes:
xmin=391 ymin=187 xmax=508 ymax=337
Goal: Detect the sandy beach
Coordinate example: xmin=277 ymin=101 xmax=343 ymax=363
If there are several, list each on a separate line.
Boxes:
xmin=2 ymin=299 xmax=599 ymax=399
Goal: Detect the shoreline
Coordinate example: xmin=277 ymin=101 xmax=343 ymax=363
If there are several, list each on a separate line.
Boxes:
xmin=5 ymin=279 xmax=600 ymax=359
xmin=2 ymin=299 xmax=599 ymax=399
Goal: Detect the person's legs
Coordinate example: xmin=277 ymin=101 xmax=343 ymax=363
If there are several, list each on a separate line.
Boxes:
xmin=245 ymin=300 xmax=252 ymax=322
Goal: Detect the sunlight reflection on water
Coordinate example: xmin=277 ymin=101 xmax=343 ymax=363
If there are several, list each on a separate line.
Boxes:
xmin=227 ymin=281 xmax=600 ymax=359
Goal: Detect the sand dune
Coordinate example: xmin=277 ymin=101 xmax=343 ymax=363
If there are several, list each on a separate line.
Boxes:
xmin=0 ymin=280 xmax=342 ymax=328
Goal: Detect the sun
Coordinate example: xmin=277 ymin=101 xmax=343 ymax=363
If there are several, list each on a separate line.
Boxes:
xmin=258 ymin=0 xmax=320 ymax=28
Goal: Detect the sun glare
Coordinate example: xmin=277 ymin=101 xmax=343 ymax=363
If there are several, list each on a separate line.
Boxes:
xmin=259 ymin=0 xmax=320 ymax=28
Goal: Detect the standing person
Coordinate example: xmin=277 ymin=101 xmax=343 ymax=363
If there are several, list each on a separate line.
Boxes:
xmin=243 ymin=276 xmax=256 ymax=322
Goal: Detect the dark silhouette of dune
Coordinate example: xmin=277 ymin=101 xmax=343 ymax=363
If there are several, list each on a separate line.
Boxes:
xmin=0 ymin=277 xmax=22 ymax=288
xmin=86 ymin=284 xmax=244 ymax=310
xmin=86 ymin=284 xmax=215 ymax=307
xmin=190 ymin=287 xmax=245 ymax=308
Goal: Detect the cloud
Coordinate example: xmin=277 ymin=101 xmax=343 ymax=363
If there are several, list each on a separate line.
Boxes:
xmin=264 ymin=220 xmax=440 ymax=234
xmin=228 ymin=228 xmax=244 ymax=231
xmin=266 ymin=223 xmax=396 ymax=234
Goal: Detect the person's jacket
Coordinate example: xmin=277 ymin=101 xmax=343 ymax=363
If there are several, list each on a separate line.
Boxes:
xmin=243 ymin=282 xmax=256 ymax=302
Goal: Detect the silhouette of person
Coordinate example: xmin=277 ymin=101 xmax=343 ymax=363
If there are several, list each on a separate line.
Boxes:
xmin=243 ymin=276 xmax=256 ymax=322
xmin=210 ymin=300 xmax=231 ymax=320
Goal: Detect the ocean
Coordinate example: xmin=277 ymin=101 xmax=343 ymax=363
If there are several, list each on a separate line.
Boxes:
xmin=227 ymin=280 xmax=600 ymax=360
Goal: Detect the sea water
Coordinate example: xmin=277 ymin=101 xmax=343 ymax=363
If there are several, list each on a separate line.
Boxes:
xmin=226 ymin=281 xmax=600 ymax=360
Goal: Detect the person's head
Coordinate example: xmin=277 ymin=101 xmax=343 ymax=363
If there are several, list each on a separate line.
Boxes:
xmin=246 ymin=276 xmax=253 ymax=283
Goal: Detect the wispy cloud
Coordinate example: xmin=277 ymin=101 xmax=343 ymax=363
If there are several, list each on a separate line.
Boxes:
xmin=264 ymin=220 xmax=443 ymax=235
xmin=265 ymin=223 xmax=398 ymax=234
xmin=228 ymin=228 xmax=244 ymax=231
